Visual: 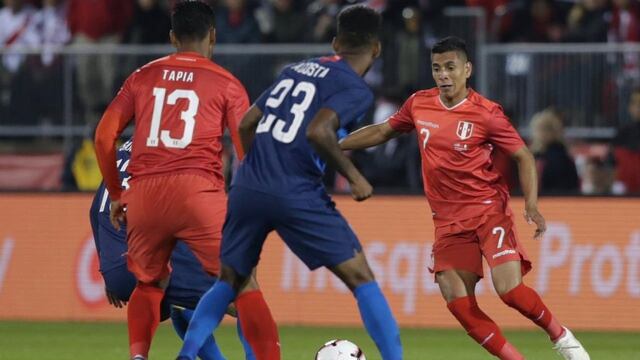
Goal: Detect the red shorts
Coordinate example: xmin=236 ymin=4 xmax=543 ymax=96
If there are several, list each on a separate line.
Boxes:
xmin=122 ymin=173 xmax=225 ymax=283
xmin=430 ymin=211 xmax=531 ymax=279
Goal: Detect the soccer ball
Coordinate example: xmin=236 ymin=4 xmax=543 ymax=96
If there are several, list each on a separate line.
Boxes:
xmin=315 ymin=339 xmax=366 ymax=360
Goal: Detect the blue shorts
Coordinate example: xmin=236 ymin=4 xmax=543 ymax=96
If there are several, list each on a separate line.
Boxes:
xmin=221 ymin=186 xmax=362 ymax=277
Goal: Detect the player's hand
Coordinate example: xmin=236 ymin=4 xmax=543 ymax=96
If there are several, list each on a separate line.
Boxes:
xmin=524 ymin=205 xmax=546 ymax=240
xmin=109 ymin=200 xmax=126 ymax=231
xmin=105 ymin=288 xmax=126 ymax=308
xmin=349 ymin=176 xmax=373 ymax=202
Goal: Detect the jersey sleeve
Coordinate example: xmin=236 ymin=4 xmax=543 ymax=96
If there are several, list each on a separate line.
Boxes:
xmin=387 ymin=94 xmax=416 ymax=132
xmin=224 ymin=79 xmax=250 ymax=160
xmin=322 ymin=85 xmax=374 ymax=128
xmin=94 ymin=74 xmax=136 ymax=201
xmin=107 ymin=72 xmax=136 ymax=120
xmin=487 ymin=106 xmax=526 ymax=155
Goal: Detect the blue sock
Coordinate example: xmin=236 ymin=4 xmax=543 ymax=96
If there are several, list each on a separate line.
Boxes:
xmin=354 ymin=281 xmax=403 ymax=360
xmin=179 ymin=281 xmax=236 ymax=359
xmin=236 ymin=317 xmax=256 ymax=360
xmin=171 ymin=307 xmax=226 ymax=360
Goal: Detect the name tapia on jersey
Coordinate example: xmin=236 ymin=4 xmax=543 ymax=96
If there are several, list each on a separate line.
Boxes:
xmin=162 ymin=69 xmax=195 ymax=82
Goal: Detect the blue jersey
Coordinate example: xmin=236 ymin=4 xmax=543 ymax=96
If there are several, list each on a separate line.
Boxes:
xmin=89 ymin=140 xmax=133 ymax=273
xmin=232 ymin=56 xmax=373 ymax=198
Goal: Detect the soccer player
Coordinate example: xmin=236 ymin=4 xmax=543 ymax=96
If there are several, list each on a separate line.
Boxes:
xmin=93 ymin=2 xmax=279 ymax=360
xmin=89 ymin=139 xmax=255 ymax=360
xmin=340 ymin=36 xmax=590 ymax=360
xmin=178 ymin=5 xmax=403 ymax=360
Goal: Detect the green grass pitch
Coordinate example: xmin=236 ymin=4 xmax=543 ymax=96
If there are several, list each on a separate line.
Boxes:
xmin=0 ymin=321 xmax=638 ymax=359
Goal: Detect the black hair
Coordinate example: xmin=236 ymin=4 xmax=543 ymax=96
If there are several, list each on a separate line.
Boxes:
xmin=171 ymin=1 xmax=215 ymax=41
xmin=336 ymin=5 xmax=381 ymax=51
xmin=431 ymin=36 xmax=470 ymax=62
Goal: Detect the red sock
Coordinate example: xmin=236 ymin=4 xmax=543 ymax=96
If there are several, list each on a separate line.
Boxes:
xmin=447 ymin=296 xmax=523 ymax=359
xmin=235 ymin=290 xmax=281 ymax=360
xmin=500 ymin=283 xmax=564 ymax=341
xmin=127 ymin=283 xmax=164 ymax=358
xmin=498 ymin=342 xmax=525 ymax=360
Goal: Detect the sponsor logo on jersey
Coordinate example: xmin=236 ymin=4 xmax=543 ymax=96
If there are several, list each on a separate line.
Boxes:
xmin=453 ymin=143 xmax=469 ymax=152
xmin=492 ymin=249 xmax=516 ymax=259
xmin=456 ymin=120 xmax=474 ymax=140
xmin=417 ymin=120 xmax=439 ymax=128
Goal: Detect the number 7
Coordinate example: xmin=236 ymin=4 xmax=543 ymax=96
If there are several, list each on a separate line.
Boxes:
xmin=492 ymin=226 xmax=506 ymax=248
xmin=420 ymin=128 xmax=430 ymax=149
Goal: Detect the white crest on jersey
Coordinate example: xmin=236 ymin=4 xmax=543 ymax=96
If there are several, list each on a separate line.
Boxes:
xmin=456 ymin=121 xmax=474 ymax=140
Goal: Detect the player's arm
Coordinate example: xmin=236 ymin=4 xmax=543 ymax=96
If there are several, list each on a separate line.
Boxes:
xmin=238 ymin=105 xmax=263 ymax=154
xmin=339 ymin=121 xmax=402 ymax=150
xmin=511 ymin=146 xmax=546 ymax=239
xmin=307 ymin=108 xmax=372 ymax=201
xmin=94 ymin=75 xmax=135 ymax=230
xmin=225 ymin=79 xmax=251 ymax=159
xmin=342 ymin=95 xmax=415 ymax=151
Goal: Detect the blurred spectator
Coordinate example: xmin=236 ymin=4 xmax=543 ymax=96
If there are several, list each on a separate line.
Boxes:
xmin=608 ymin=0 xmax=640 ymax=82
xmin=32 ymin=0 xmax=70 ymax=125
xmin=307 ymin=0 xmax=342 ymax=43
xmin=509 ymin=0 xmax=565 ymax=42
xmin=564 ymin=0 xmax=609 ymax=42
xmin=0 ymin=0 xmax=39 ymax=73
xmin=263 ymin=0 xmax=307 ymax=43
xmin=67 ymin=0 xmax=134 ymax=125
xmin=612 ymin=88 xmax=640 ymax=194
xmin=395 ymin=7 xmax=428 ymax=92
xmin=465 ymin=0 xmax=511 ymax=41
xmin=126 ymin=0 xmax=171 ymax=44
xmin=529 ymin=108 xmax=580 ymax=194
xmin=0 ymin=0 xmax=40 ymax=125
xmin=215 ymin=0 xmax=261 ymax=43
xmin=581 ymin=156 xmax=614 ymax=195
xmin=609 ymin=0 xmax=640 ymax=43
xmin=38 ymin=0 xmax=70 ymax=65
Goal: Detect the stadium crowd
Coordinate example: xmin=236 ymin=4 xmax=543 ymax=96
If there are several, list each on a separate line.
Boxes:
xmin=0 ymin=0 xmax=639 ymax=195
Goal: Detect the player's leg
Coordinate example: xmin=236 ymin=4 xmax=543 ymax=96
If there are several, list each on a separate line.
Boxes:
xmin=329 ymin=252 xmax=402 ymax=360
xmin=179 ymin=186 xmax=278 ymax=360
xmin=170 ymin=306 xmax=226 ymax=360
xmin=433 ymin=224 xmax=523 ymax=360
xmin=234 ymin=273 xmax=279 ymax=360
xmin=125 ymin=177 xmax=180 ymax=360
xmin=275 ymin=195 xmax=401 ymax=360
xmin=479 ymin=213 xmax=590 ymax=359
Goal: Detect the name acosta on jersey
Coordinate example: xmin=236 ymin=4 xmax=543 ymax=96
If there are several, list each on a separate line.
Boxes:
xmin=162 ymin=69 xmax=194 ymax=82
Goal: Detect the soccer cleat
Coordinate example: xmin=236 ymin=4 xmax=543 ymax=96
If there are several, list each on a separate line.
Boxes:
xmin=552 ymin=327 xmax=590 ymax=360
xmin=175 ymin=357 xmax=191 ymax=360
xmin=132 ymin=356 xmax=146 ymax=360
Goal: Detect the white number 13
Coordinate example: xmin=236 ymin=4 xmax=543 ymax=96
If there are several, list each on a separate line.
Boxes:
xmin=147 ymin=87 xmax=199 ymax=149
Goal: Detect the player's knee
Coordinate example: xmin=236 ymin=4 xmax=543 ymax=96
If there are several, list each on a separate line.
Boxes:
xmin=492 ymin=277 xmax=521 ymax=296
xmin=220 ymin=264 xmax=248 ymax=291
xmin=342 ymin=265 xmax=376 ymax=290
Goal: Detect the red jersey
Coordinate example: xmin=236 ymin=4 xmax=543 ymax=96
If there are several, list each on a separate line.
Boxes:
xmin=95 ymin=52 xmax=248 ymax=200
xmin=388 ymin=88 xmax=525 ymax=226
